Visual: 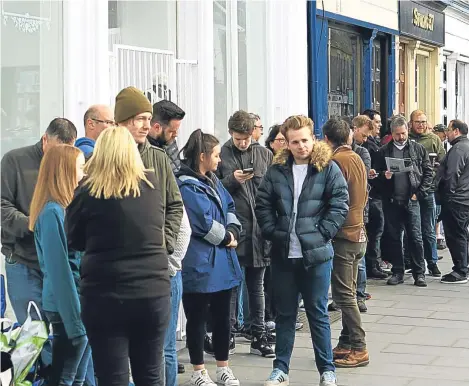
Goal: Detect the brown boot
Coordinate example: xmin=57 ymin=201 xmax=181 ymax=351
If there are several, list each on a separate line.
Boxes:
xmin=334 ymin=349 xmax=369 ymax=368
xmin=332 ymin=345 xmax=351 ymax=360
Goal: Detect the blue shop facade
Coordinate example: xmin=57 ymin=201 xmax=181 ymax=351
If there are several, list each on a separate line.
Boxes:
xmin=307 ymin=2 xmax=398 ymax=137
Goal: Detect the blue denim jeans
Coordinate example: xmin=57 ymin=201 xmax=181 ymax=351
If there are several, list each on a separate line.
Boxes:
xmin=5 ymin=258 xmax=53 ymax=367
xmin=419 ymin=193 xmax=438 ymax=265
xmin=356 ymin=256 xmax=367 ymax=300
xmin=45 ymin=311 xmax=92 ymax=386
xmin=164 ymin=272 xmax=182 ymax=386
xmin=272 ymin=259 xmax=334 ymax=375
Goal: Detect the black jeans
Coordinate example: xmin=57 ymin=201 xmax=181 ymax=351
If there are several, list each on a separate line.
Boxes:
xmin=230 ymin=266 xmax=266 ymax=336
xmin=441 ymin=202 xmax=469 ymax=276
xmin=383 ymin=199 xmax=425 ymax=276
xmin=264 ymin=266 xmax=275 ymax=322
xmin=183 ymin=289 xmax=232 ymax=365
xmin=365 ymin=197 xmax=384 ymax=271
xmin=81 ymin=296 xmax=170 ymax=386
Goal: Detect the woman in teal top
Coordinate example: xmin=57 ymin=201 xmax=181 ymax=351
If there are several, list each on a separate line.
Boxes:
xmin=29 ymin=144 xmax=89 ymax=386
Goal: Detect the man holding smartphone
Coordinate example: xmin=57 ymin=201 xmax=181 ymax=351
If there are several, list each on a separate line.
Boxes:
xmin=217 ymin=110 xmax=274 ymax=358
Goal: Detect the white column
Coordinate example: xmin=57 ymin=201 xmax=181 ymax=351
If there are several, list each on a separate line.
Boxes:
xmin=63 ymin=0 xmax=109 ymax=138
xmin=446 ymin=52 xmax=459 ymax=122
xmin=464 ymin=63 xmax=469 ymax=123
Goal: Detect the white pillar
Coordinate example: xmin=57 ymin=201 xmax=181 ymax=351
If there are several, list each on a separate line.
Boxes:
xmin=446 ymin=52 xmax=459 ymax=122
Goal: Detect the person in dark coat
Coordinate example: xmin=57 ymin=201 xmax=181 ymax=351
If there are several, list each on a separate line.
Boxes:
xmin=217 ymin=110 xmax=274 ymax=358
xmin=256 ymin=115 xmax=348 ymax=386
xmin=176 ymin=129 xmax=242 ymax=386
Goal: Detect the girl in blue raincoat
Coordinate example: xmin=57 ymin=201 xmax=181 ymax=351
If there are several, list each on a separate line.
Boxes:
xmin=176 ymin=129 xmax=242 ymax=386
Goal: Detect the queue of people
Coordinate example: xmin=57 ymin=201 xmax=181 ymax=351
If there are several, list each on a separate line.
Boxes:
xmin=1 ymin=84 xmax=468 ymax=386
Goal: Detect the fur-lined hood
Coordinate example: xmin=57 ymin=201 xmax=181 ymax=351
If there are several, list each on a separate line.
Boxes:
xmin=272 ymin=140 xmax=333 ymax=172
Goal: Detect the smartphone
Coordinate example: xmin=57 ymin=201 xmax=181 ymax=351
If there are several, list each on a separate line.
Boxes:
xmin=242 ymin=168 xmax=254 ymax=174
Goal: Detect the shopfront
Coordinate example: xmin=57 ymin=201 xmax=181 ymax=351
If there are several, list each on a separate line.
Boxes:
xmin=308 ymin=0 xmax=398 ymax=136
xmin=398 ymin=1 xmax=446 ymax=125
xmin=441 ymin=1 xmax=469 ymax=125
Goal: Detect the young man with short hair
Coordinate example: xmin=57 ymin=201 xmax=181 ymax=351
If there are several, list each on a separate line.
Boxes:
xmin=256 ymin=115 xmax=349 ymax=386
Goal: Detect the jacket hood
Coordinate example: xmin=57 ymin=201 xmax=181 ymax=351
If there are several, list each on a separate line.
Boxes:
xmin=75 ymin=137 xmax=95 ymax=147
xmin=409 ymin=130 xmax=432 ymax=140
xmin=176 ymin=162 xmax=217 ymax=187
xmin=272 ymin=140 xmax=332 ymax=172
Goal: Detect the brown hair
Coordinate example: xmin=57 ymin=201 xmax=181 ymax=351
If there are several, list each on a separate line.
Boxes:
xmin=29 ymin=145 xmax=82 ymax=231
xmin=281 ymin=115 xmax=314 ymax=140
xmin=352 ymin=115 xmax=373 ymax=131
xmin=410 ymin=109 xmax=426 ymax=121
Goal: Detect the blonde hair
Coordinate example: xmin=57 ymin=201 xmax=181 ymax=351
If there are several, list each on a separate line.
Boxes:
xmin=352 ymin=115 xmax=373 ymax=131
xmin=84 ymin=126 xmax=154 ymax=199
xmin=29 ymin=145 xmax=82 ymax=231
xmin=410 ymin=110 xmax=426 ymax=121
xmin=281 ymin=115 xmax=314 ymax=140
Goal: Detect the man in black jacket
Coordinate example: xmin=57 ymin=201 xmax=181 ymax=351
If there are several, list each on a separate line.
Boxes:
xmin=217 ymin=110 xmax=274 ymax=358
xmin=375 ymin=115 xmax=432 ymax=287
xmin=1 ymin=118 xmax=77 ymax=368
xmin=256 ymin=115 xmax=348 ymax=386
xmin=437 ymin=119 xmax=469 ymax=284
xmin=148 ymin=99 xmax=186 ymax=172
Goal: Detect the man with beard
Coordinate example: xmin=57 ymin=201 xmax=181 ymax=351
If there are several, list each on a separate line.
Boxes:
xmin=374 ymin=115 xmax=432 ymax=287
xmin=149 ymin=100 xmax=186 ymax=172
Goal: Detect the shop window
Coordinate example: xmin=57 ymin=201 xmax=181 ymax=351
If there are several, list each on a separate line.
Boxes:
xmin=372 ymin=40 xmax=381 ymax=112
xmin=328 ymin=28 xmax=362 ymax=119
xmin=1 ymin=0 xmax=63 ymax=157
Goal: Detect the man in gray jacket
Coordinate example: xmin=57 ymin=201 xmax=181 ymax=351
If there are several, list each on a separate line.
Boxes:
xmin=1 ymin=118 xmax=77 ymax=370
xmin=217 ymin=110 xmax=274 ymax=358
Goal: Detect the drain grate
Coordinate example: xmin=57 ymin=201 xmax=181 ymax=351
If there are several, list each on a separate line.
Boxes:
xmin=297 ymin=310 xmax=341 ymax=333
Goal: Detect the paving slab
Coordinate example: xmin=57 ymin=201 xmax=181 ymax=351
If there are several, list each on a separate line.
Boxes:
xmin=176 ymin=250 xmax=469 ymax=385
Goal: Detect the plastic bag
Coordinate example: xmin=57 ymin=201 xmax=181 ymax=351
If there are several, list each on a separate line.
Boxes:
xmin=8 ymin=302 xmax=48 ymax=385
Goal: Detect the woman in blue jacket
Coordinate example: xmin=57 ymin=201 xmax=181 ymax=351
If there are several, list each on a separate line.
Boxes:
xmin=28 ymin=144 xmax=90 ymax=386
xmin=176 ymin=129 xmax=242 ymax=386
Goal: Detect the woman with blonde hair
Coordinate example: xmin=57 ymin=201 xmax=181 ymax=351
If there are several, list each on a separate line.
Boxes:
xmin=66 ymin=126 xmax=170 ymax=386
xmin=29 ymin=144 xmax=90 ymax=386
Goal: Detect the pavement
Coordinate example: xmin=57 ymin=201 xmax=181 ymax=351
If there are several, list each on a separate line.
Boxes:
xmin=177 ymin=249 xmax=469 ymax=386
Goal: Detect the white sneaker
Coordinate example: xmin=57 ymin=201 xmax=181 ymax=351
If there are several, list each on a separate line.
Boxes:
xmin=266 ymin=320 xmax=276 ymax=331
xmin=319 ymin=371 xmax=337 ymax=386
xmin=265 ymin=368 xmax=289 ymax=386
xmin=216 ymin=366 xmax=240 ymax=386
xmin=190 ymin=369 xmax=216 ymax=386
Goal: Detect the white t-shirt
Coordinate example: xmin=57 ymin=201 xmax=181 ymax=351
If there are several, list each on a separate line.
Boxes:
xmin=288 ymin=163 xmax=308 ymax=259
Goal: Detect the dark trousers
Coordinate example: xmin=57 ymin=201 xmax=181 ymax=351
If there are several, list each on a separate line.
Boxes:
xmin=183 ymin=289 xmax=232 ymax=365
xmin=264 ymin=266 xmax=276 ymax=322
xmin=81 ymin=296 xmax=170 ymax=386
xmin=383 ymin=199 xmax=425 ymax=276
xmin=441 ymin=202 xmax=469 ymax=276
xmin=365 ymin=197 xmax=384 ymax=271
xmin=45 ymin=311 xmax=92 ymax=386
xmin=230 ymin=266 xmax=266 ymax=335
xmin=331 ymin=239 xmax=367 ymax=350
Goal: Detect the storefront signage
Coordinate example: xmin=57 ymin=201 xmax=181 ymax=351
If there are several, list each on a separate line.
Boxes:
xmin=399 ymin=1 xmax=445 ymax=46
xmin=413 ymin=8 xmax=434 ymax=31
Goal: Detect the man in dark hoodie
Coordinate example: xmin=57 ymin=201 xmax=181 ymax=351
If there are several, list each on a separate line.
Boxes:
xmin=217 ymin=110 xmax=274 ymax=358
xmin=75 ymin=104 xmax=114 ymax=157
xmin=1 ymin=117 xmax=77 ymax=368
xmin=148 ymin=100 xmax=186 ymax=173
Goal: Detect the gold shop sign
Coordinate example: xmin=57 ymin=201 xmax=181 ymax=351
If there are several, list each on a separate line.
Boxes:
xmin=413 ymin=8 xmax=435 ymax=31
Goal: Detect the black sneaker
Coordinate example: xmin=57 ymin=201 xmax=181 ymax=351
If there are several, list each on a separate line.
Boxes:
xmin=368 ymin=267 xmax=388 ymax=279
xmin=265 ymin=330 xmax=276 ymax=344
xmin=441 ymin=272 xmax=468 ymax=284
xmin=241 ymin=328 xmax=253 ymax=342
xmin=328 ymin=301 xmax=340 ymax=311
xmin=204 ymin=334 xmax=214 ymax=356
xmin=178 ymin=363 xmax=185 ymax=374
xmin=387 ymin=274 xmax=404 ymax=285
xmin=437 ymin=238 xmax=447 ymax=250
xmin=229 ymin=334 xmax=236 ymax=355
xmin=357 ymin=299 xmax=367 ymax=313
xmin=428 ymin=264 xmax=441 ymax=277
xmin=414 ymin=275 xmax=427 ymax=287
xmin=250 ymin=334 xmax=275 ymax=358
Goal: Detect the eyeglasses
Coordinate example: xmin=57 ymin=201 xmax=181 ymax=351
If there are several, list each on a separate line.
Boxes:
xmin=273 ymin=138 xmax=286 ymax=144
xmin=92 ymin=118 xmax=115 ymax=125
xmin=254 ymin=125 xmax=264 ymax=130
xmin=413 ymin=120 xmax=427 ymax=125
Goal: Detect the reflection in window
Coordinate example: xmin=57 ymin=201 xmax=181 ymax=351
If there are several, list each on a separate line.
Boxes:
xmin=328 ymin=28 xmax=362 ymax=120
xmin=213 ymin=0 xmax=228 ymax=141
xmin=1 ymin=0 xmax=63 ymax=157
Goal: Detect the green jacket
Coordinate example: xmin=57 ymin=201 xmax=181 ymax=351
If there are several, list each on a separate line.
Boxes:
xmin=409 ymin=131 xmax=445 ymax=193
xmin=139 ymin=139 xmax=183 ymax=255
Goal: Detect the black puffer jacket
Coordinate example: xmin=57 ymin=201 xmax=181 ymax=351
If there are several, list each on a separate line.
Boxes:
xmin=217 ymin=140 xmax=273 ymax=267
xmin=255 ymin=141 xmax=349 ymax=268
xmin=436 ymin=135 xmax=469 ymax=206
xmin=374 ymin=140 xmax=433 ymax=201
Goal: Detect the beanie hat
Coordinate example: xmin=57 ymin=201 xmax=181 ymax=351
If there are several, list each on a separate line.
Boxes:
xmin=114 ymin=87 xmax=152 ymax=123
